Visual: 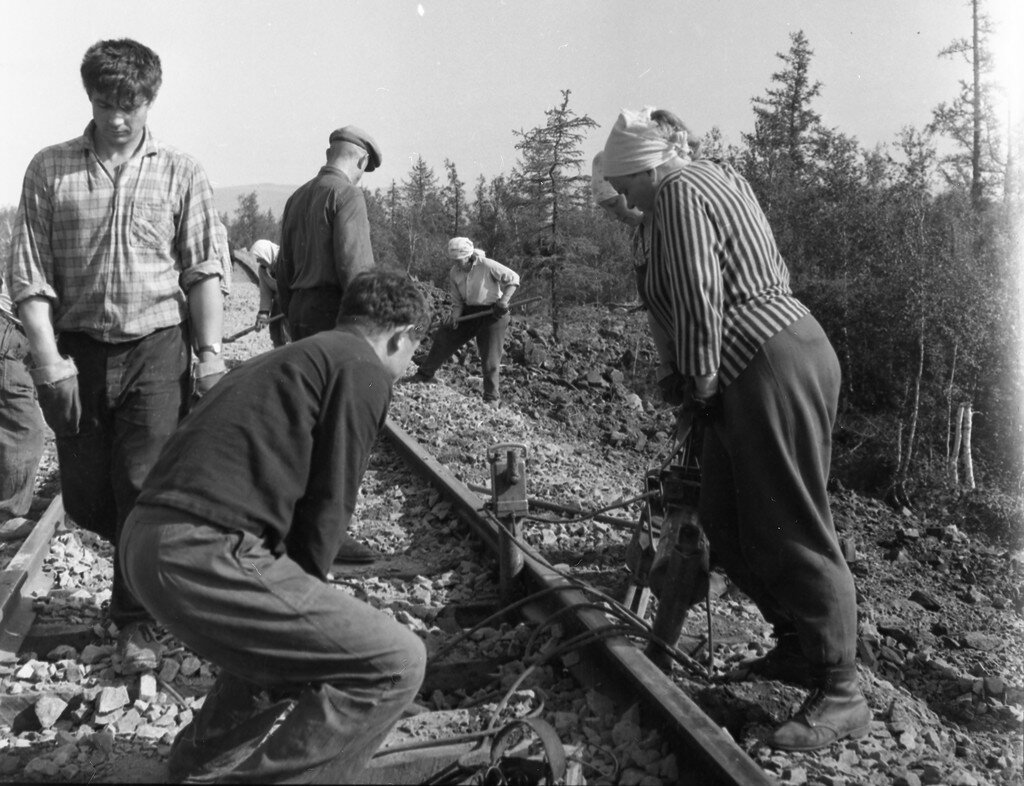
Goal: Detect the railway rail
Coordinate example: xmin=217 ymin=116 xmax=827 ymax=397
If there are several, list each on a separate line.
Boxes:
xmin=0 ymin=417 xmax=772 ymax=785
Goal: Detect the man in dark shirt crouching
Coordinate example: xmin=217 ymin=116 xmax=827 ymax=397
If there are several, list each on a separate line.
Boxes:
xmin=120 ymin=271 xmax=429 ymax=783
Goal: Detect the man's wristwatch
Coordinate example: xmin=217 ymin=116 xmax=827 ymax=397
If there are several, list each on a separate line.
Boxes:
xmin=197 ymin=343 xmax=222 ymax=356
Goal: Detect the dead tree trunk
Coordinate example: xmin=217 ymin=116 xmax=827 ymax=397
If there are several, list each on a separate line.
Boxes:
xmin=888 ymin=322 xmax=925 ymax=508
xmin=950 ymin=402 xmax=965 ymax=487
xmin=887 ymin=420 xmax=911 ymax=509
xmin=961 ymin=403 xmax=976 ymax=490
xmin=945 ymin=341 xmax=959 ymax=483
xmin=902 ymin=322 xmax=925 ymax=478
xmin=970 ymin=0 xmax=983 ymax=210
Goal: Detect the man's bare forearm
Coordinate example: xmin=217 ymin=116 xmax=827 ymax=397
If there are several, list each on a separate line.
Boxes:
xmin=18 ymin=296 xmax=61 ymax=366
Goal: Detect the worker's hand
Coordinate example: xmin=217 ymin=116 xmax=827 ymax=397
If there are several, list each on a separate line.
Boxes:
xmin=657 ymin=372 xmax=687 ymax=406
xmin=255 ymin=310 xmax=270 ymax=331
xmin=693 ymin=372 xmax=719 ymax=400
xmin=686 ymin=390 xmax=723 ymax=423
xmin=192 ymin=358 xmax=227 ymax=402
xmin=492 ymin=301 xmax=510 ymax=318
xmin=681 ymin=373 xmax=722 ymax=423
xmin=445 ymin=314 xmax=461 ymax=330
xmin=29 ymin=357 xmax=81 ymax=436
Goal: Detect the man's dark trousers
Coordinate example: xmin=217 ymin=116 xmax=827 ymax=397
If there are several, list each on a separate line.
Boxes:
xmin=698 ymin=314 xmax=857 ymax=673
xmin=417 ymin=305 xmax=509 ymax=401
xmin=0 ymin=319 xmax=45 ymax=519
xmin=56 ymin=325 xmax=189 ymax=625
xmin=286 ymin=288 xmax=343 ymax=340
xmin=122 ymin=505 xmax=426 ymax=783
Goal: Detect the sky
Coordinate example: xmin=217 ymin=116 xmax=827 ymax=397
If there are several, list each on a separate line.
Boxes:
xmin=2 ymin=0 xmax=1021 ymax=209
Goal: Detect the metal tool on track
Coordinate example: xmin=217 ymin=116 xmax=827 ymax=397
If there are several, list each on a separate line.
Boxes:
xmin=625 ymin=413 xmax=712 ymax=673
xmin=488 ymin=443 xmax=529 ymax=605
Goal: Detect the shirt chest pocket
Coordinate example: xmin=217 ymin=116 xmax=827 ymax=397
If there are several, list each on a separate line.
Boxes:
xmin=130 ymin=200 xmax=174 ymax=250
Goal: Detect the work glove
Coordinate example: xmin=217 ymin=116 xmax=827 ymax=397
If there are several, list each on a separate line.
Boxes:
xmin=491 ymin=301 xmax=510 ymax=318
xmin=192 ymin=358 xmax=227 ymax=402
xmin=445 ymin=313 xmax=461 ymax=330
xmin=657 ymin=372 xmax=687 ymax=406
xmin=29 ymin=357 xmax=81 ymax=436
xmin=255 ymin=310 xmax=271 ymax=330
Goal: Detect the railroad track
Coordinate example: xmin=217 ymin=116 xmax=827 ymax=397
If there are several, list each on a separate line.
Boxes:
xmin=0 ymin=415 xmax=772 ymax=785
xmin=383 ymin=419 xmax=770 ymax=785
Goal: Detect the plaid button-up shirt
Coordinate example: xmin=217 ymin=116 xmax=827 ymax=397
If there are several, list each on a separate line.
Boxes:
xmin=7 ymin=123 xmax=229 ymax=343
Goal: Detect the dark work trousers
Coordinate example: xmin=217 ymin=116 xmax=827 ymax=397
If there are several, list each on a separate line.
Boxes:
xmin=121 ymin=504 xmax=426 ymax=784
xmin=286 ymin=288 xmax=342 ymax=340
xmin=417 ymin=305 xmax=509 ymax=401
xmin=0 ymin=319 xmax=45 ymax=519
xmin=698 ymin=314 xmax=857 ymax=673
xmin=57 ymin=325 xmax=189 ymax=625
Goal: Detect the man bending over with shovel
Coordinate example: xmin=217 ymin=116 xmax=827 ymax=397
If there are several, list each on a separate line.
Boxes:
xmin=407 ymin=237 xmax=520 ymax=407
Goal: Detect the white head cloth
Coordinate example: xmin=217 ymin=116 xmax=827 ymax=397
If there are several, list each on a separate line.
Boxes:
xmin=591 ymin=153 xmax=619 ymax=205
xmin=447 ymin=236 xmax=474 ymax=260
xmin=602 ymin=107 xmax=689 ymax=178
xmin=250 ymin=239 xmax=279 ymax=268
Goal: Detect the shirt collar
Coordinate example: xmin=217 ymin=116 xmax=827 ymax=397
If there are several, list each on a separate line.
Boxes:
xmin=81 ymin=121 xmax=158 ymax=158
xmin=319 ymin=165 xmax=353 ymax=184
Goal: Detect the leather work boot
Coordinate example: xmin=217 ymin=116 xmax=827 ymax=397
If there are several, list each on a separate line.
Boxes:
xmin=332 ymin=532 xmax=380 ymax=565
xmin=769 ymin=665 xmax=872 ymax=751
xmin=728 ymin=633 xmax=815 ymax=687
xmin=118 ymin=622 xmax=165 ymax=675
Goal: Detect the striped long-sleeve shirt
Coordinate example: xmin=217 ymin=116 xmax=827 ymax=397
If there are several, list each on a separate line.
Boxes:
xmin=6 ymin=123 xmax=229 ymax=343
xmin=644 ymin=160 xmax=808 ymax=387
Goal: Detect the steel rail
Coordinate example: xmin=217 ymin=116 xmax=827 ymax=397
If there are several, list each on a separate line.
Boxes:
xmin=0 ymin=495 xmax=63 ymax=660
xmin=384 ymin=419 xmax=771 ymax=786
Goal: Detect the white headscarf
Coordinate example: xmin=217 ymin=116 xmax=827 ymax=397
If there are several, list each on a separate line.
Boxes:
xmin=250 ymin=239 xmax=279 ymax=269
xmin=602 ymin=107 xmax=690 ymax=178
xmin=591 ymin=153 xmax=619 ymax=205
xmin=447 ymin=237 xmax=475 ymax=260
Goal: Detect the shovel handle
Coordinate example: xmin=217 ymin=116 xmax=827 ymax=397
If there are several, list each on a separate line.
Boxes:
xmin=224 ymin=314 xmax=284 ymax=343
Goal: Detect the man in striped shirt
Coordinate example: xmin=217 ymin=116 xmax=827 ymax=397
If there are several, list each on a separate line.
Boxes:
xmin=602 ymin=108 xmax=869 ymax=752
xmin=6 ymin=38 xmax=230 ymax=676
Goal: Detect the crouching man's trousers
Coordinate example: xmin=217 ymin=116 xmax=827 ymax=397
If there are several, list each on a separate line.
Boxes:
xmin=121 ymin=504 xmax=426 ymax=783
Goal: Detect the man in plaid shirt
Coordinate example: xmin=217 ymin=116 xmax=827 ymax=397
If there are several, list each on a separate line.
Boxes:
xmin=6 ymin=38 xmax=230 ymax=675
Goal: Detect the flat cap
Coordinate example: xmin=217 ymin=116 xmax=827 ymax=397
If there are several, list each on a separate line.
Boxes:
xmin=329 ymin=125 xmax=381 ymax=171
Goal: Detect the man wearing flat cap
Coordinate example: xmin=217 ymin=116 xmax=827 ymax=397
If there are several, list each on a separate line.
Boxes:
xmin=277 ymin=125 xmax=384 ymax=565
xmin=277 ymin=125 xmax=381 ymax=340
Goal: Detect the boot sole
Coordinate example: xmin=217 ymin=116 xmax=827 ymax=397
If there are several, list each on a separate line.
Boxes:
xmin=770 ymin=721 xmax=871 ymax=752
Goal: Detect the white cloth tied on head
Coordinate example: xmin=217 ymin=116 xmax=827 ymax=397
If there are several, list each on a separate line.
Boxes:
xmin=250 ymin=239 xmax=279 ymax=269
xmin=447 ymin=236 xmax=475 ymax=260
xmin=602 ymin=107 xmax=690 ymax=178
xmin=591 ymin=153 xmax=619 ymax=205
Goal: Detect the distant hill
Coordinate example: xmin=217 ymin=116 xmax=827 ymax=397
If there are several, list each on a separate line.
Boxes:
xmin=214 ymin=184 xmax=297 ymax=222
